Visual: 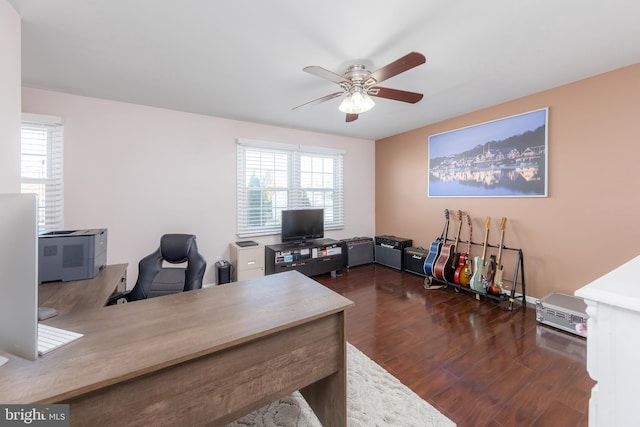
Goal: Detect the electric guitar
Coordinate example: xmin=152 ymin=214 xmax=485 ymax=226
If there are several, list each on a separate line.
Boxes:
xmin=433 ymin=209 xmax=456 ymax=281
xmin=469 ymin=216 xmax=490 ymax=293
xmin=423 ymin=209 xmax=449 ymax=277
xmin=484 ymin=254 xmax=496 ymax=293
xmin=443 ymin=210 xmax=463 ymax=283
xmin=454 ymin=212 xmax=472 ymax=287
xmin=488 ymin=217 xmax=507 ymax=296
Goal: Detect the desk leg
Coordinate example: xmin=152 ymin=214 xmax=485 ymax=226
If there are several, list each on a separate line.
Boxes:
xmin=299 ymin=311 xmax=347 ymax=427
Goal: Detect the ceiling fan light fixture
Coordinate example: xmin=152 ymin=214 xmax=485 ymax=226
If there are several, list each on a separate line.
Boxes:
xmin=338 ymin=87 xmax=375 ymax=114
xmin=296 ymin=52 xmax=426 ymax=120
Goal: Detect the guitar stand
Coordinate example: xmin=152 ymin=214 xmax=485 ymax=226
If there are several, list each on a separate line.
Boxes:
xmin=423 ymin=276 xmax=447 ymax=290
xmin=427 ymin=241 xmax=526 ymax=311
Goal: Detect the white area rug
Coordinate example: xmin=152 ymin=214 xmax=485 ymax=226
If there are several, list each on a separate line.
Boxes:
xmin=226 ymin=343 xmax=456 ymax=427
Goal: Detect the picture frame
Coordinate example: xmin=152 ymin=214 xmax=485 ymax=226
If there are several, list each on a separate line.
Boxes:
xmin=428 ymin=107 xmax=548 ymax=198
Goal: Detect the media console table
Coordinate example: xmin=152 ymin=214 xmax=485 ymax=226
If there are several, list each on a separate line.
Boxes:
xmin=265 ymin=238 xmax=343 ymax=277
xmin=0 ymin=266 xmax=354 ymax=426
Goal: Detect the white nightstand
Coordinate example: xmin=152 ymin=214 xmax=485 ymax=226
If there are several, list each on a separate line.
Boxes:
xmin=229 ymin=242 xmax=265 ymax=281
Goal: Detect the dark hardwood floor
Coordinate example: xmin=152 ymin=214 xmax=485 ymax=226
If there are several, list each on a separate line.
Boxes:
xmin=315 ymin=264 xmax=594 ymax=427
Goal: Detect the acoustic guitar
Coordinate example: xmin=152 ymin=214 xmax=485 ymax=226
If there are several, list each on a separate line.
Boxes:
xmin=443 ymin=210 xmax=463 ymax=283
xmin=469 ymin=216 xmax=490 ymax=293
xmin=454 ymin=213 xmax=472 ymax=287
xmin=433 ymin=209 xmax=456 ymax=281
xmin=488 ymin=217 xmax=507 ymax=296
xmin=423 ymin=209 xmax=449 ymax=277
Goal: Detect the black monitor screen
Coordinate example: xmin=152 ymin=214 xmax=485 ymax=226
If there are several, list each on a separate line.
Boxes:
xmin=281 ymin=209 xmax=324 ymax=243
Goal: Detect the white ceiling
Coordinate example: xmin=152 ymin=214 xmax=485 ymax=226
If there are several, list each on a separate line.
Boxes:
xmin=8 ymin=0 xmax=640 ymax=140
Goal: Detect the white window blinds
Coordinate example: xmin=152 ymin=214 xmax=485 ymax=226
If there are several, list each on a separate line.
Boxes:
xmin=20 ymin=113 xmax=64 ymax=233
xmin=237 ymin=139 xmax=344 ymax=237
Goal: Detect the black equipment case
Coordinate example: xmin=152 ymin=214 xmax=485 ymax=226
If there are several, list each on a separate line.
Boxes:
xmin=374 ymin=235 xmax=412 ymax=270
xmin=403 ymin=246 xmax=429 ymax=277
xmin=341 ymin=237 xmax=375 ymax=268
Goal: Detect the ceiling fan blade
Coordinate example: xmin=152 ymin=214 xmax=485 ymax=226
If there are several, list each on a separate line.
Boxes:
xmin=365 ymin=52 xmax=426 ymax=85
xmin=346 ymin=113 xmax=358 ymax=123
xmin=292 ymin=92 xmax=344 ymax=110
xmin=303 ymin=66 xmax=349 ymax=85
xmin=368 ymin=87 xmax=424 ymax=104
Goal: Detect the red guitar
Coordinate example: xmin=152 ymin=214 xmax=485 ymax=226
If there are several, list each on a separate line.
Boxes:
xmin=454 ymin=213 xmax=472 ymax=287
xmin=433 ymin=209 xmax=458 ymax=282
xmin=488 ymin=217 xmax=507 ymax=296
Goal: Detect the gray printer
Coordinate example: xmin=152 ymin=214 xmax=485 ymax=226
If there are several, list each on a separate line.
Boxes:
xmin=38 ymin=229 xmax=107 ymax=283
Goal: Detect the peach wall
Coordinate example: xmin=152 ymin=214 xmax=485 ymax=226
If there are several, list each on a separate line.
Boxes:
xmin=0 ymin=0 xmax=20 ymax=193
xmin=22 ymin=89 xmax=375 ymax=285
xmin=376 ymin=64 xmax=640 ymax=299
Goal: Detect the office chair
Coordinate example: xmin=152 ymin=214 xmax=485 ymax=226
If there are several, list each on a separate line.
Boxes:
xmin=108 ymin=234 xmax=207 ymax=304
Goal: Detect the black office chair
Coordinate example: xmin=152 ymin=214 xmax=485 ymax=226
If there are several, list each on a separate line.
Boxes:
xmin=108 ymin=234 xmax=207 ymax=304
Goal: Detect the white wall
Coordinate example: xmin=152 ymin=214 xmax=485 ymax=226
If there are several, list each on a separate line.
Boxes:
xmin=0 ymin=0 xmax=20 ymax=193
xmin=22 ymin=88 xmax=376 ymax=285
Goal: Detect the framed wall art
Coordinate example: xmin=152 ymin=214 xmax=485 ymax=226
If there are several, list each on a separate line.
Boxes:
xmin=428 ymin=107 xmax=548 ymax=198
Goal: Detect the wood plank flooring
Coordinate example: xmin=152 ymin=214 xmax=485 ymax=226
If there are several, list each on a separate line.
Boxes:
xmin=314 ymin=264 xmax=594 ymax=427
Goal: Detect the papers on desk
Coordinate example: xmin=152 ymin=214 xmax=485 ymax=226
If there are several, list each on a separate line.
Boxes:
xmin=38 ymin=324 xmax=83 ymax=356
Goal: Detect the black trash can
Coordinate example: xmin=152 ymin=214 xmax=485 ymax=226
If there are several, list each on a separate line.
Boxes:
xmin=215 ymin=260 xmax=231 ymax=284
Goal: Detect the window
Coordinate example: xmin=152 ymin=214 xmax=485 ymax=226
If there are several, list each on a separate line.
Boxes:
xmin=237 ymin=139 xmax=344 ymax=237
xmin=20 ymin=113 xmax=64 ymax=233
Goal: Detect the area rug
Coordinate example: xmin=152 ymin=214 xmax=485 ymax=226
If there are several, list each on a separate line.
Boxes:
xmin=226 ymin=343 xmax=456 ymax=427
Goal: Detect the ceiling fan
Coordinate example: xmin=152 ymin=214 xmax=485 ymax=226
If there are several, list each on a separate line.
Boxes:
xmin=293 ymin=52 xmax=426 ymax=123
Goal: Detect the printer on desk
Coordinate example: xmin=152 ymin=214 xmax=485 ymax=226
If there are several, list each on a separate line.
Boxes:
xmin=39 ymin=229 xmax=107 ymax=283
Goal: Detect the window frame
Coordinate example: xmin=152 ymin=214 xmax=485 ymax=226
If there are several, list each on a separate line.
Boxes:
xmin=20 ymin=113 xmax=64 ymax=233
xmin=236 ymin=138 xmax=344 ymax=238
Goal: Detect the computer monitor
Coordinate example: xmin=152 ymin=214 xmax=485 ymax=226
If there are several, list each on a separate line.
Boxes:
xmin=0 ymin=193 xmax=38 ymax=364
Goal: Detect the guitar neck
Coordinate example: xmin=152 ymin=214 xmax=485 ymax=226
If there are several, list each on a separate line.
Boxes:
xmin=496 ymin=217 xmax=507 ymax=267
xmin=496 ymin=231 xmax=505 ymax=266
xmin=465 ymin=214 xmax=472 ymax=255
xmin=443 ymin=219 xmax=450 ymax=242
xmin=481 ymin=216 xmax=491 ymax=260
xmin=440 ymin=209 xmax=450 ymax=241
xmin=481 ymin=233 xmax=488 ymax=260
xmin=454 ymin=216 xmax=462 ymax=248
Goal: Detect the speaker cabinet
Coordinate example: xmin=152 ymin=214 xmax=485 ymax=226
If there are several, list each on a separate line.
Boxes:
xmin=403 ymin=246 xmax=428 ymax=277
xmin=374 ymin=235 xmax=412 ymax=270
xmin=341 ymin=237 xmax=374 ymax=268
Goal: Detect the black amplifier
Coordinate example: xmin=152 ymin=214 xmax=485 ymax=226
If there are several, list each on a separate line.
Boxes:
xmin=403 ymin=246 xmax=428 ymax=277
xmin=374 ymin=235 xmax=412 ymax=270
xmin=341 ymin=237 xmax=374 ymax=268
xmin=374 ymin=235 xmax=413 ymax=250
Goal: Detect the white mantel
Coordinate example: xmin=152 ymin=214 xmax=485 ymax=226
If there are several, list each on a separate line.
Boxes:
xmin=575 ymin=255 xmax=640 ymax=427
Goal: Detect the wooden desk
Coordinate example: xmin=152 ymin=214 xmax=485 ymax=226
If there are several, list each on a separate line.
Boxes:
xmin=0 ymin=269 xmax=353 ymax=427
xmin=38 ymin=263 xmax=127 ymax=316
